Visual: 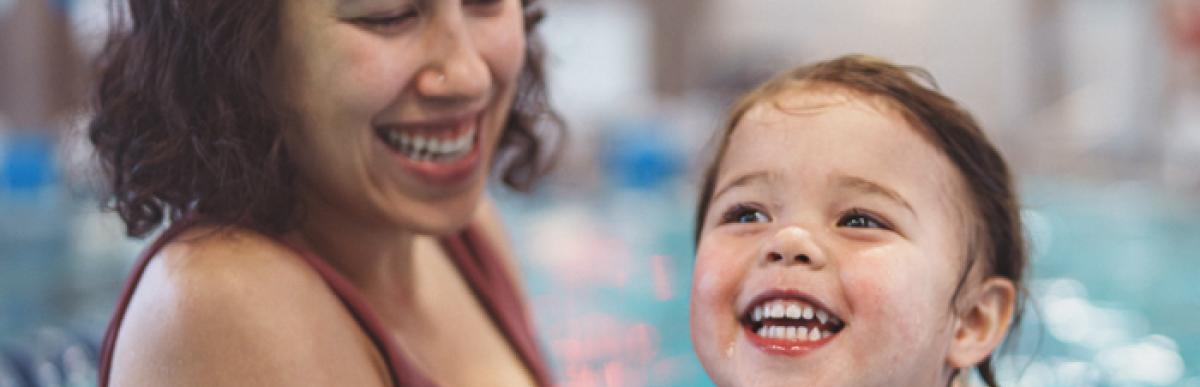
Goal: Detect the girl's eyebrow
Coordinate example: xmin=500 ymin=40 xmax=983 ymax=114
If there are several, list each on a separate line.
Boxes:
xmin=833 ymin=175 xmax=917 ymax=219
xmin=711 ymin=170 xmax=772 ymax=202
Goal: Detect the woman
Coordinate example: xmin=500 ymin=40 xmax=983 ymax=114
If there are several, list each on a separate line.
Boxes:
xmin=89 ymin=0 xmax=561 ymax=385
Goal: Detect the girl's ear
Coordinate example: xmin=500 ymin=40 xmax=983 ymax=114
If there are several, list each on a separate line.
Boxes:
xmin=946 ymin=277 xmax=1016 ymax=368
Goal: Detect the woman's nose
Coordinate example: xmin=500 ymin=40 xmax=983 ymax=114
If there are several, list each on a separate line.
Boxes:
xmin=760 ymin=226 xmax=827 ymax=269
xmin=416 ymin=17 xmax=490 ymax=101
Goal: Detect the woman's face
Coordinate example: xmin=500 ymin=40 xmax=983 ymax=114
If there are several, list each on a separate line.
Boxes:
xmin=277 ymin=0 xmax=525 ymax=234
xmin=691 ymin=90 xmax=972 ymax=387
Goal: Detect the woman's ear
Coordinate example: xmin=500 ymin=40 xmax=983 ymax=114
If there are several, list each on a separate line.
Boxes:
xmin=947 ymin=277 xmax=1016 ymax=368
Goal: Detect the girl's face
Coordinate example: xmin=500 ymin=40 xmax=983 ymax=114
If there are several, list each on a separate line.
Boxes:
xmin=277 ymin=0 xmax=525 ymax=234
xmin=691 ymin=90 xmax=973 ymax=387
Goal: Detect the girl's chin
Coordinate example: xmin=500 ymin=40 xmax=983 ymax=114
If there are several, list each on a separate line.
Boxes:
xmin=719 ymin=339 xmax=844 ymax=387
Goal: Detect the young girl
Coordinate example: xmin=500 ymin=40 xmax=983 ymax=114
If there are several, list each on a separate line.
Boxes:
xmin=690 ymin=55 xmax=1025 ymax=387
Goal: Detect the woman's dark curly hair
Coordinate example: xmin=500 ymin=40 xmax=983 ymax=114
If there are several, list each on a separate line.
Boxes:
xmin=89 ymin=0 xmax=563 ymax=238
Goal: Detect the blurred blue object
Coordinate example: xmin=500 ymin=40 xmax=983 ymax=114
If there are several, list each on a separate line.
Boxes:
xmin=1 ymin=132 xmax=56 ymax=194
xmin=0 ymin=130 xmax=70 ymax=343
xmin=601 ymin=120 xmax=684 ymax=190
xmin=0 ymin=328 xmax=99 ymax=387
xmin=0 ymin=348 xmax=33 ymax=387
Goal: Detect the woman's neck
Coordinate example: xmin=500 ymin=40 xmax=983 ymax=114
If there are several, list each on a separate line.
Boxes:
xmin=287 ymin=203 xmax=421 ymax=307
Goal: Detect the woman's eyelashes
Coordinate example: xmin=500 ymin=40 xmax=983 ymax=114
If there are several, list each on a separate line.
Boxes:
xmin=464 ymin=0 xmax=504 ymax=7
xmin=720 ymin=204 xmax=771 ymax=225
xmin=836 ymin=208 xmax=892 ymax=230
xmin=351 ymin=8 xmax=419 ymax=30
xmin=351 ymin=0 xmax=504 ymax=30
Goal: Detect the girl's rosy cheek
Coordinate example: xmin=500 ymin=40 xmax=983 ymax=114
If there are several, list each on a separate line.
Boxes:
xmin=841 ymin=260 xmax=942 ymax=347
xmin=693 ymin=249 xmax=736 ymax=302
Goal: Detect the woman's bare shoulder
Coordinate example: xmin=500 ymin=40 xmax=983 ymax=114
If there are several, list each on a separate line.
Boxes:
xmin=108 ymin=225 xmax=387 ymax=386
xmin=154 ymin=225 xmax=316 ymax=285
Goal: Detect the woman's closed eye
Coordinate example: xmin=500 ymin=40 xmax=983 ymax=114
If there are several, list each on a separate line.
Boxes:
xmin=721 ymin=204 xmax=771 ymax=224
xmin=464 ymin=0 xmax=504 ymax=7
xmin=463 ymin=0 xmax=507 ymax=17
xmin=351 ymin=8 xmax=419 ymax=30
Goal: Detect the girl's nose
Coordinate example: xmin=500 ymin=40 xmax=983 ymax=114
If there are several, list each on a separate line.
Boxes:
xmin=760 ymin=226 xmax=827 ymax=270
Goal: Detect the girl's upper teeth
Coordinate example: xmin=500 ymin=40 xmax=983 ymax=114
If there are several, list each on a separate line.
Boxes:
xmin=748 ymin=299 xmax=844 ymax=342
xmin=750 ymin=299 xmax=841 ymax=325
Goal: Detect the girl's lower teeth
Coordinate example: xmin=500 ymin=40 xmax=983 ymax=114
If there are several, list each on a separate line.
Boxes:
xmin=755 ymin=325 xmax=832 ymax=341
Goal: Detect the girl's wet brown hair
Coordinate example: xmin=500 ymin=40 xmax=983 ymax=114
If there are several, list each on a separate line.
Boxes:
xmin=89 ymin=0 xmax=563 ymax=237
xmin=694 ymin=55 xmax=1026 ymax=387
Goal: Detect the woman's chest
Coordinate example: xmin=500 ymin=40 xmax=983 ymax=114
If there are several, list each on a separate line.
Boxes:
xmin=387 ymin=241 xmax=537 ymax=387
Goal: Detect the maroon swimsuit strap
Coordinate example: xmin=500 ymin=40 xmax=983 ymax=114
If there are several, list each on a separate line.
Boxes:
xmin=97 ymin=217 xmax=200 ymax=387
xmin=97 ymin=221 xmax=552 ymax=386
xmin=439 ymin=226 xmax=554 ymax=386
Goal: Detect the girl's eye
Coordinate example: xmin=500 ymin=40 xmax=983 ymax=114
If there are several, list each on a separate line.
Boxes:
xmin=837 ymin=210 xmax=888 ymax=230
xmin=721 ymin=204 xmax=771 ymax=224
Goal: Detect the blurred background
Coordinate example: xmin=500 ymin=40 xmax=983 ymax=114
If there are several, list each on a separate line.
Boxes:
xmin=1 ymin=0 xmax=1198 ymax=386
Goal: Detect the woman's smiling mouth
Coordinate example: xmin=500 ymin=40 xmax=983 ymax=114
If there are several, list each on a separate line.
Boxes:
xmin=374 ymin=113 xmax=485 ymax=185
xmin=377 ymin=119 xmax=478 ymax=162
xmin=740 ymin=290 xmax=847 ymax=356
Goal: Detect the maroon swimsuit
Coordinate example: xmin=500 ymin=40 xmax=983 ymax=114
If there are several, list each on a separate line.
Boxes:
xmin=97 ymin=219 xmax=553 ymax=386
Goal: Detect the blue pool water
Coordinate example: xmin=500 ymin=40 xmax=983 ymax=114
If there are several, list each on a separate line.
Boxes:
xmin=501 ymin=178 xmax=1200 ymax=386
xmin=1 ymin=177 xmax=1195 ymax=386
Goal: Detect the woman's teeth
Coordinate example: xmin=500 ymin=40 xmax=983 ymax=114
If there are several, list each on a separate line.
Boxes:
xmin=381 ymin=126 xmax=476 ymax=162
xmin=748 ymin=300 xmax=845 ymax=342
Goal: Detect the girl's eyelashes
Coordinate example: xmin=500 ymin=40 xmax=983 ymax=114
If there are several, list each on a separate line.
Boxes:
xmin=720 ymin=203 xmax=771 ymax=225
xmin=837 ymin=208 xmax=892 ymax=230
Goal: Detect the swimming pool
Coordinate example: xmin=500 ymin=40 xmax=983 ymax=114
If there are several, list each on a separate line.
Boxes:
xmin=501 ymin=177 xmax=1199 ymax=386
xmin=0 ymin=177 xmax=1194 ymax=386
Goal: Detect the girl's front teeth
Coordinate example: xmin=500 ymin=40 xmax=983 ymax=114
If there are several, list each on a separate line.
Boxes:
xmin=747 ymin=299 xmax=845 ymax=341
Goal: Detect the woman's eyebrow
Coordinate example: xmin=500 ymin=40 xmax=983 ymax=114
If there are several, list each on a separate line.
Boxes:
xmin=712 ymin=170 xmax=771 ymax=202
xmin=833 ymin=175 xmax=917 ymax=218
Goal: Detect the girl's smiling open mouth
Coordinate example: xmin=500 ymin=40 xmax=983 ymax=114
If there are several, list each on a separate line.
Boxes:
xmin=740 ymin=290 xmax=847 ymax=356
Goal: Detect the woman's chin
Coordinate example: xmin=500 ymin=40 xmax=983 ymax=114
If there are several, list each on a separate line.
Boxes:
xmin=385 ymin=194 xmax=483 ymax=236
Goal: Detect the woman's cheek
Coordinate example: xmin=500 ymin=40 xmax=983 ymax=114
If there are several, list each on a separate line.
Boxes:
xmin=475 ymin=16 xmax=526 ymax=83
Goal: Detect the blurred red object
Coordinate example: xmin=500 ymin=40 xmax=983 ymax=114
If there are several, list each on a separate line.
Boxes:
xmin=1165 ymin=0 xmax=1200 ymax=54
